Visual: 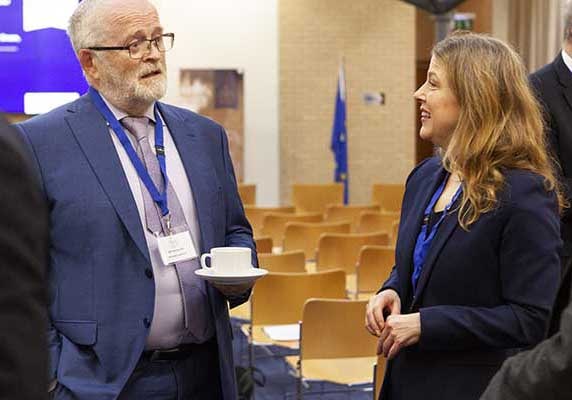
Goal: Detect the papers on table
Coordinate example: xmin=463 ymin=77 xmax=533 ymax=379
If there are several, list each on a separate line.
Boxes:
xmin=263 ymin=324 xmax=300 ymax=341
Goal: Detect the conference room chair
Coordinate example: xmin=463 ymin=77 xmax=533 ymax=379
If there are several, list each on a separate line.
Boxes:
xmin=283 ymin=221 xmax=351 ymax=260
xmin=356 ymin=211 xmax=400 ymax=236
xmin=260 ymin=212 xmax=323 ymax=246
xmin=230 ymin=251 xmax=307 ymax=322
xmin=374 ymin=356 xmax=387 ymax=400
xmin=238 ymin=183 xmax=256 ymax=205
xmin=316 ymin=232 xmax=390 ymax=274
xmin=316 ymin=232 xmax=390 ymax=295
xmin=244 ymin=205 xmax=295 ymax=237
xmin=254 ymin=236 xmax=273 ymax=254
xmin=258 ymin=250 xmax=307 ymax=273
xmin=392 ymin=220 xmax=400 ymax=246
xmin=286 ymin=299 xmax=378 ymax=398
xmin=355 ymin=245 xmax=395 ymax=300
xmin=371 ymin=183 xmax=405 ymax=213
xmin=291 ymin=183 xmax=344 ymax=214
xmin=247 ymin=270 xmax=347 ymax=371
xmin=324 ymin=204 xmax=381 ymax=231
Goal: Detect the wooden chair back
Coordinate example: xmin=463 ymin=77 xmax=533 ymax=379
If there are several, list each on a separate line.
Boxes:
xmin=261 ymin=212 xmax=323 ymax=245
xmin=300 ymin=299 xmax=377 ymax=360
xmin=356 ymin=211 xmax=400 ymax=234
xmin=316 ymin=232 xmax=390 ymax=273
xmin=371 ymin=183 xmax=405 ymax=213
xmin=258 ymin=251 xmax=306 ymax=273
xmin=254 ymin=236 xmax=273 ymax=254
xmin=244 ymin=206 xmax=295 ymax=237
xmin=356 ymin=245 xmax=395 ymax=295
xmin=324 ymin=204 xmax=381 ymax=231
xmin=374 ymin=356 xmax=387 ymax=400
xmin=283 ymin=221 xmax=351 ymax=260
xmin=392 ymin=221 xmax=400 ymax=246
xmin=250 ymin=270 xmax=346 ymax=326
xmin=238 ymin=183 xmax=256 ymax=205
xmin=291 ymin=183 xmax=344 ymax=213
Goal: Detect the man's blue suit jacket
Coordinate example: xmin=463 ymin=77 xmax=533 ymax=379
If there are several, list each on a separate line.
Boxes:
xmin=16 ymin=94 xmax=255 ymax=400
xmin=379 ymin=157 xmax=561 ymax=400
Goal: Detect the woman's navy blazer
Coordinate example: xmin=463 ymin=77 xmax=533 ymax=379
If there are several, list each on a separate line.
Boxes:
xmin=379 ymin=157 xmax=561 ymax=400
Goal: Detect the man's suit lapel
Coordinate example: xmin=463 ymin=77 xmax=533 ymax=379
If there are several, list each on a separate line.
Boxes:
xmin=555 ymin=54 xmax=572 ymax=113
xmin=158 ymin=104 xmax=217 ymax=253
xmin=65 ymin=96 xmax=150 ymax=263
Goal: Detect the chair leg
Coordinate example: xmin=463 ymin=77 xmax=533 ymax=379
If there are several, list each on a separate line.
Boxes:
xmin=296 ymin=358 xmax=302 ymax=400
xmin=372 ymin=364 xmax=377 ymax=400
xmin=249 ymin=325 xmax=256 ymax=400
xmin=248 ymin=325 xmax=254 ymax=369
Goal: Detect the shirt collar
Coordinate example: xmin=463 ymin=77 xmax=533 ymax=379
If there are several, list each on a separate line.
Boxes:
xmin=562 ymin=49 xmax=572 ymax=75
xmin=99 ymin=94 xmax=157 ymax=123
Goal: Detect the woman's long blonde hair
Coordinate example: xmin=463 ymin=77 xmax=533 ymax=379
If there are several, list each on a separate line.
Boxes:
xmin=432 ymin=32 xmax=566 ymax=229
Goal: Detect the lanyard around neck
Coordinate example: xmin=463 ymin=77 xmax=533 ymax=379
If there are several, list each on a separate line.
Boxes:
xmin=89 ymin=87 xmax=169 ymax=216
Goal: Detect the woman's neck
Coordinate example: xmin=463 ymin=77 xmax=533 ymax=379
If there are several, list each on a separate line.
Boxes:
xmin=434 ymin=172 xmax=462 ymax=212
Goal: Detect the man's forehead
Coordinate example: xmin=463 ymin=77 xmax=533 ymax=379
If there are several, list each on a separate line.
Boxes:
xmin=99 ymin=1 xmax=161 ymax=41
xmin=97 ymin=0 xmax=156 ymax=12
xmin=96 ymin=0 xmax=159 ymax=23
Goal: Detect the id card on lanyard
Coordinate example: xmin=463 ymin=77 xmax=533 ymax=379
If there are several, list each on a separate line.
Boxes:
xmin=411 ymin=175 xmax=462 ymax=292
xmin=89 ymin=87 xmax=196 ymax=265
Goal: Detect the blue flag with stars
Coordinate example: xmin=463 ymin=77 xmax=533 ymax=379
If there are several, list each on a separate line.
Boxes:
xmin=331 ymin=62 xmax=348 ymax=204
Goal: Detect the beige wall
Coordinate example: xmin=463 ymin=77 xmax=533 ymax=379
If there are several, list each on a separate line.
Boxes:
xmin=279 ymin=0 xmax=416 ymax=204
xmin=154 ymin=0 xmax=280 ymax=206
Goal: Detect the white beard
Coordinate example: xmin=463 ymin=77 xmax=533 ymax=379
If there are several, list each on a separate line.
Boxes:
xmin=96 ymin=58 xmax=167 ymax=112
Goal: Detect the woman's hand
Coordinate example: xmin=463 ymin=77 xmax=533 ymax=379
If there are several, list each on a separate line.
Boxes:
xmin=378 ymin=312 xmax=421 ymax=359
xmin=365 ymin=289 xmax=401 ymax=336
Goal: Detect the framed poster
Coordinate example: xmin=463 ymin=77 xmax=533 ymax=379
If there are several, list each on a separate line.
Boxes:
xmin=178 ymin=69 xmax=244 ymax=181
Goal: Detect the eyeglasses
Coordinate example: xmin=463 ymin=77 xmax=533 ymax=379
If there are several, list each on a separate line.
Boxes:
xmin=86 ymin=33 xmax=175 ymax=59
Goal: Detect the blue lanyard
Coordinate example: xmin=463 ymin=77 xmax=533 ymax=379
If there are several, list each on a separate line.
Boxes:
xmin=411 ymin=175 xmax=462 ymax=292
xmin=89 ymin=87 xmax=170 ymax=216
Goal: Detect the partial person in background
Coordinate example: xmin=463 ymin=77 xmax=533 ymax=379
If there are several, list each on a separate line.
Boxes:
xmin=529 ymin=0 xmax=572 ymax=336
xmin=0 ymin=115 xmax=48 ymax=400
xmin=15 ymin=0 xmax=256 ymax=399
xmin=479 ymin=3 xmax=572 ymax=399
xmin=365 ymin=32 xmax=563 ymax=400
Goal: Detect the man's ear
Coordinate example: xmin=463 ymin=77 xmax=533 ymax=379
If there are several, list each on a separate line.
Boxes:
xmin=78 ymin=49 xmax=99 ymax=82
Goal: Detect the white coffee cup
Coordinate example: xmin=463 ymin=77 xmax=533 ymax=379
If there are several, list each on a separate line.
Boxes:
xmin=200 ymin=247 xmax=252 ymax=275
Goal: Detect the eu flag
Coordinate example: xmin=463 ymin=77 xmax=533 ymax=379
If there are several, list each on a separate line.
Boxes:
xmin=331 ymin=62 xmax=348 ymax=204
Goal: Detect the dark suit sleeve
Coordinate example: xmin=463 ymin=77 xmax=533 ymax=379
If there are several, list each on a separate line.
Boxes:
xmin=218 ymin=126 xmax=257 ymax=308
xmin=418 ymin=175 xmax=560 ymax=350
xmin=480 ymin=280 xmax=572 ymax=399
xmin=16 ymin=123 xmax=62 ymax=384
xmin=0 ymin=118 xmax=49 ymax=399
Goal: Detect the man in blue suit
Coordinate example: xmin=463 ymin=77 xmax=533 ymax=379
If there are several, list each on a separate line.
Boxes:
xmin=15 ymin=0 xmax=256 ymax=398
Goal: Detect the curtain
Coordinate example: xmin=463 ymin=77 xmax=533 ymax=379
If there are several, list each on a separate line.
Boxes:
xmin=507 ymin=0 xmax=564 ymax=72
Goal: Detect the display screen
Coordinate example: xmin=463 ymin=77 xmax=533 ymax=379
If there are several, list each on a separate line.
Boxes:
xmin=0 ymin=0 xmax=88 ymax=114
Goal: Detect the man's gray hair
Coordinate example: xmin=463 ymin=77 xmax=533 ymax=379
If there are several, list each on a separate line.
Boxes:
xmin=565 ymin=0 xmax=572 ymax=42
xmin=67 ymin=0 xmax=107 ymax=53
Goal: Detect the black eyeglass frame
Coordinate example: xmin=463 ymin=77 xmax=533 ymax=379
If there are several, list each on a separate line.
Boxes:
xmin=86 ymin=33 xmax=175 ymax=59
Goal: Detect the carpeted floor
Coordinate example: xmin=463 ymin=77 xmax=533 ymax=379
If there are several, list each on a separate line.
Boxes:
xmin=231 ymin=318 xmax=374 ymax=400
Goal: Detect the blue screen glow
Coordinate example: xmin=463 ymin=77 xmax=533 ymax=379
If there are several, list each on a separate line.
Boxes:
xmin=0 ymin=0 xmax=88 ymax=114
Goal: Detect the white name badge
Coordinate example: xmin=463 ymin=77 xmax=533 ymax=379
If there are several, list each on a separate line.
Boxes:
xmin=157 ymin=231 xmax=197 ymax=265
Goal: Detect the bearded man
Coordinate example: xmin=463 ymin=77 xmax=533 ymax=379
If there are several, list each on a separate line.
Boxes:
xmin=15 ymin=1 xmax=256 ymax=399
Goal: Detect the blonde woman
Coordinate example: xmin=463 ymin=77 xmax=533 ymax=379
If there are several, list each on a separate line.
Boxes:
xmin=365 ymin=32 xmax=564 ymax=400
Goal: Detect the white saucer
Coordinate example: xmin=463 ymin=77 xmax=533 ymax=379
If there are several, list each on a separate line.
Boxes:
xmin=194 ymin=267 xmax=268 ymax=285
